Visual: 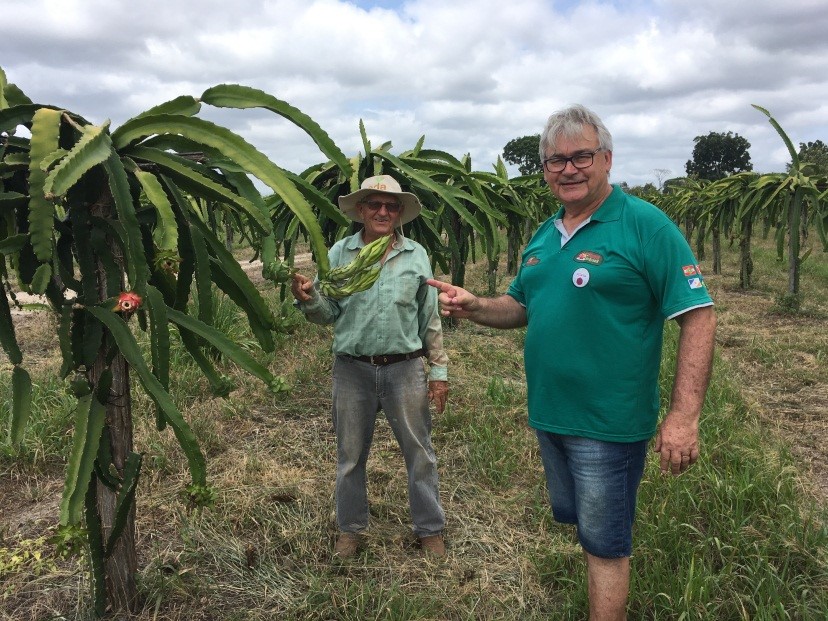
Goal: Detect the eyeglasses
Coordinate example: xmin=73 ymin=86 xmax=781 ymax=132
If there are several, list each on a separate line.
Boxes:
xmin=361 ymin=200 xmax=402 ymax=213
xmin=543 ymin=149 xmax=603 ymax=173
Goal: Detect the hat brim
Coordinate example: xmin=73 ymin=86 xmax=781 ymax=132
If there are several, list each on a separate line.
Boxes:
xmin=338 ymin=188 xmax=422 ymax=225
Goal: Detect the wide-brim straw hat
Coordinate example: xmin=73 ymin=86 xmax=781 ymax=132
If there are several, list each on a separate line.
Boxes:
xmin=337 ymin=175 xmax=422 ymax=225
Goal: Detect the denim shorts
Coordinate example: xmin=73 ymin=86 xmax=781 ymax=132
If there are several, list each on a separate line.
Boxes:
xmin=536 ymin=430 xmax=648 ymax=558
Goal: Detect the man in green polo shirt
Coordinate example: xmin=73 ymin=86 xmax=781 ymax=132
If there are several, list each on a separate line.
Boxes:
xmin=429 ymin=105 xmax=716 ymax=620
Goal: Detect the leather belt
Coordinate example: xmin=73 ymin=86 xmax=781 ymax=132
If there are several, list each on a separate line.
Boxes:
xmin=348 ymin=349 xmax=427 ymax=366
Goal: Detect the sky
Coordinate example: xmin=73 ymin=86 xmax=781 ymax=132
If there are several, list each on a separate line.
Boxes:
xmin=2 ymin=0 xmax=827 ymax=188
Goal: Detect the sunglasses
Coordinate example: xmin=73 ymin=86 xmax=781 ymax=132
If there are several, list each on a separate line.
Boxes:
xmin=361 ymin=200 xmax=402 ymax=213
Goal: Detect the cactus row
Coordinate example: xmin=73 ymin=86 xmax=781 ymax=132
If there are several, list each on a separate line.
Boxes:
xmin=319 ymin=234 xmax=391 ymax=299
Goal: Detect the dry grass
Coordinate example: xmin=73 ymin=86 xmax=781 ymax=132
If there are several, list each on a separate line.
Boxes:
xmin=1 ymin=236 xmax=826 ymax=619
xmin=701 ymin=244 xmax=828 ymax=499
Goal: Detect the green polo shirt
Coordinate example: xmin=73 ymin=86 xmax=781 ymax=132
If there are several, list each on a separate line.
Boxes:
xmin=507 ymin=185 xmax=713 ymax=442
xmin=297 ymin=232 xmax=448 ymax=381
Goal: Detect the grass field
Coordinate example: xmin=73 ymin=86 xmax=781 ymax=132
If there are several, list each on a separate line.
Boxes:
xmin=1 ymin=235 xmax=826 ymax=620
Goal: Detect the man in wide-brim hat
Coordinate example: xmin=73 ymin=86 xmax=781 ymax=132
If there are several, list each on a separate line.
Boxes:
xmin=336 ymin=174 xmax=422 ymax=225
xmin=292 ymin=175 xmax=449 ymax=559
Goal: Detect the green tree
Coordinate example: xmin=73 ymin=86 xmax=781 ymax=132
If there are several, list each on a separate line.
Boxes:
xmin=685 ymin=131 xmax=753 ymax=181
xmin=503 ymin=134 xmax=541 ymax=176
xmin=626 ymin=182 xmax=658 ymax=198
xmin=787 ymin=139 xmax=828 ymax=175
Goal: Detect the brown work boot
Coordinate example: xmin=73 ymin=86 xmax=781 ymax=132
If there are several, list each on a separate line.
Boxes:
xmin=419 ymin=534 xmax=446 ymax=558
xmin=333 ymin=532 xmax=360 ymax=559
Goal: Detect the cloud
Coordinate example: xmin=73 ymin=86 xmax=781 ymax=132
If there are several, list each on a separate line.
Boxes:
xmin=2 ymin=0 xmax=826 ymax=186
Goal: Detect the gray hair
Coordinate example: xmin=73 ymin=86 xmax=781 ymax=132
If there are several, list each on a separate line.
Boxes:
xmin=539 ymin=104 xmax=613 ymax=161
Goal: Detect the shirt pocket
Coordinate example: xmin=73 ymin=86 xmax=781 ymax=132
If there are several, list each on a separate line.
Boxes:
xmin=393 ymin=274 xmax=421 ymax=310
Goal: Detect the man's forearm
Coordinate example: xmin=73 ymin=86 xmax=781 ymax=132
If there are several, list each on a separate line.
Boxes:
xmin=670 ymin=306 xmax=716 ymax=418
xmin=468 ymin=294 xmax=527 ymax=329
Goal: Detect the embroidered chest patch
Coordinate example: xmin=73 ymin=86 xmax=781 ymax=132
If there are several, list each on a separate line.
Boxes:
xmin=575 ymin=250 xmax=603 ymax=265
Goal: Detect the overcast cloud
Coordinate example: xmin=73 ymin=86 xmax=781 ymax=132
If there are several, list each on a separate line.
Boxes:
xmin=3 ymin=0 xmax=827 ymax=187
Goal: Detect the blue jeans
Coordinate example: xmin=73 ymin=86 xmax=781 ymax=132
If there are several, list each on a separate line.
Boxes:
xmin=536 ymin=431 xmax=647 ymax=558
xmin=332 ymin=355 xmax=445 ymax=537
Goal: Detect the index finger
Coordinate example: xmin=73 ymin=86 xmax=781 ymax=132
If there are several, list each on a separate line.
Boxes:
xmin=426 ymin=278 xmax=456 ymax=296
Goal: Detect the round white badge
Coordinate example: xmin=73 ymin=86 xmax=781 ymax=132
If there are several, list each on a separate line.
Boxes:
xmin=572 ymin=267 xmax=590 ymax=287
